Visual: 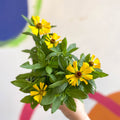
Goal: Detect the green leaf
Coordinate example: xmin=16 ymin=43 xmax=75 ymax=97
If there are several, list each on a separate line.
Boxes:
xmin=71 ymin=54 xmax=78 ymax=61
xmin=92 ymin=71 xmax=108 ymax=79
xmin=28 ymin=47 xmax=38 ymax=64
xmin=41 ymin=41 xmax=51 ymax=56
xmin=22 ymin=32 xmax=34 ymax=37
xmin=88 ymin=80 xmax=96 ymax=90
xmin=20 ymin=85 xmax=33 ymax=93
xmin=49 ymin=79 xmax=66 ymax=88
xmin=82 ymin=82 xmax=95 ymax=94
xmin=79 ymin=53 xmax=85 ymax=67
xmin=60 ymin=93 xmax=67 ymax=103
xmin=64 ymin=96 xmax=76 ymax=112
xmin=49 ymin=57 xmax=59 ymax=68
xmin=22 ymin=15 xmax=34 ymax=26
xmin=66 ymin=88 xmax=88 ymax=99
xmin=33 ymin=35 xmax=40 ymax=42
xmin=49 ymin=74 xmax=57 ymax=83
xmin=33 ymin=69 xmax=47 ymax=77
xmin=41 ymin=89 xmax=56 ymax=105
xmin=67 ymin=43 xmax=78 ymax=53
xmin=43 ymin=105 xmax=51 ymax=111
xmin=51 ymin=96 xmax=62 ymax=113
xmin=61 ymin=38 xmax=67 ymax=53
xmin=33 ymin=77 xmax=46 ymax=84
xmin=53 ymin=82 xmax=68 ymax=94
xmin=85 ymin=54 xmax=90 ymax=62
xmin=46 ymin=52 xmax=57 ymax=60
xmin=37 ymin=49 xmax=46 ymax=65
xmin=20 ymin=95 xmax=33 ymax=103
xmin=22 ymin=49 xmax=31 ymax=53
xmin=51 ymin=25 xmax=57 ymax=28
xmin=58 ymin=55 xmax=68 ymax=70
xmin=96 ymin=71 xmax=108 ymax=77
xmin=31 ymin=100 xmax=38 ymax=109
xmin=55 ymin=71 xmax=65 ymax=75
xmin=16 ymin=73 xmax=31 ymax=79
xmin=50 ymin=47 xmax=60 ymax=52
xmin=46 ymin=66 xmax=53 ymax=74
xmin=94 ymin=68 xmax=103 ymax=72
xmin=20 ymin=61 xmax=44 ymax=69
xmin=11 ymin=79 xmax=31 ymax=88
xmin=92 ymin=72 xmax=99 ymax=79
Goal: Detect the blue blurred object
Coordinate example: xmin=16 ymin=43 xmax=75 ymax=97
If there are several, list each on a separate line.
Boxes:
xmin=0 ymin=0 xmax=28 ymax=41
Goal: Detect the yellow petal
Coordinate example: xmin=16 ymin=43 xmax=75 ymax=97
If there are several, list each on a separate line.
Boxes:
xmin=33 ymin=84 xmax=39 ymax=91
xmin=80 ymin=62 xmax=89 ymax=72
xmin=93 ymin=63 xmax=101 ymax=69
xmin=46 ymin=34 xmax=50 ymax=41
xmin=30 ymin=91 xmax=39 ymax=96
xmin=41 ymin=19 xmax=47 ymax=25
xmin=33 ymin=95 xmax=42 ymax=103
xmin=91 ymin=55 xmax=95 ymax=61
xmin=90 ymin=67 xmax=94 ymax=71
xmin=48 ymin=43 xmax=53 ymax=49
xmin=55 ymin=41 xmax=59 ymax=47
xmin=80 ymin=78 xmax=88 ymax=85
xmin=45 ymin=40 xmax=50 ymax=46
xmin=44 ymin=28 xmax=51 ymax=34
xmin=35 ymin=16 xmax=40 ymax=24
xmin=66 ymin=64 xmax=75 ymax=73
xmin=66 ymin=74 xmax=75 ymax=79
xmin=52 ymin=33 xmax=60 ymax=40
xmin=29 ymin=25 xmax=38 ymax=36
xmin=40 ymin=82 xmax=44 ymax=90
xmin=68 ymin=76 xmax=79 ymax=86
xmin=94 ymin=58 xmax=100 ymax=64
xmin=32 ymin=16 xmax=37 ymax=25
xmin=44 ymin=85 xmax=47 ymax=90
xmin=44 ymin=22 xmax=51 ymax=28
xmin=39 ymin=29 xmax=44 ymax=35
xmin=82 ymin=67 xmax=93 ymax=74
xmin=39 ymin=27 xmax=50 ymax=35
xmin=42 ymin=91 xmax=47 ymax=96
xmin=55 ymin=40 xmax=62 ymax=47
xmin=39 ymin=95 xmax=43 ymax=103
xmin=73 ymin=61 xmax=78 ymax=71
xmin=82 ymin=75 xmax=93 ymax=80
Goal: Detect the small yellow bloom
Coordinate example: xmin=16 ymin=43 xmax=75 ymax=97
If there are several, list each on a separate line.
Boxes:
xmin=66 ymin=61 xmax=94 ymax=86
xmin=45 ymin=33 xmax=61 ymax=49
xmin=29 ymin=16 xmax=51 ymax=36
xmin=30 ymin=82 xmax=47 ymax=103
xmin=89 ymin=55 xmax=101 ymax=69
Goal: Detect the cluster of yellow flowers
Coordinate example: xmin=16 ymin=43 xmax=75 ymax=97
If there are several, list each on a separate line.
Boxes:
xmin=66 ymin=55 xmax=100 ymax=86
xmin=29 ymin=16 xmax=61 ymax=49
xmin=29 ymin=16 xmax=63 ymax=103
xmin=30 ymin=82 xmax=47 ymax=103
xmin=29 ymin=16 xmax=101 ymax=103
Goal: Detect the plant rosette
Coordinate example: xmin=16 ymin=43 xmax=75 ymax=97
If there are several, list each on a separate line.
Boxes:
xmin=11 ymin=15 xmax=108 ymax=113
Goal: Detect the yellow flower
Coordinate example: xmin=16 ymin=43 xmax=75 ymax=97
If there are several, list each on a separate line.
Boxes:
xmin=45 ymin=33 xmax=61 ymax=49
xmin=29 ymin=16 xmax=51 ymax=36
xmin=89 ymin=55 xmax=101 ymax=69
xmin=30 ymin=82 xmax=47 ymax=103
xmin=66 ymin=61 xmax=94 ymax=86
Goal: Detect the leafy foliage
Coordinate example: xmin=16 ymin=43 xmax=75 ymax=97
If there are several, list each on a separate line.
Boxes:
xmin=11 ymin=15 xmax=108 ymax=113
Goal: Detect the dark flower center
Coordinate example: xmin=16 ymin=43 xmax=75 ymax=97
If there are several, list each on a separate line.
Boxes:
xmin=39 ymin=90 xmax=44 ymax=95
xmin=50 ymin=39 xmax=55 ymax=44
xmin=75 ymin=71 xmax=82 ymax=78
xmin=89 ymin=61 xmax=94 ymax=66
xmin=36 ymin=23 xmax=42 ymax=29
